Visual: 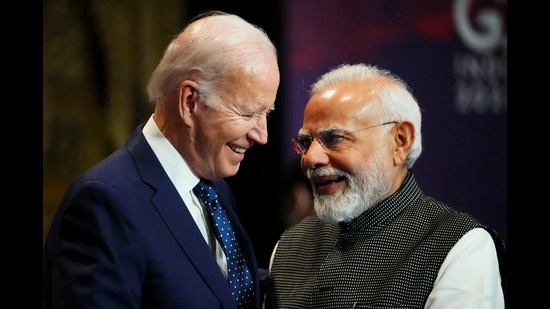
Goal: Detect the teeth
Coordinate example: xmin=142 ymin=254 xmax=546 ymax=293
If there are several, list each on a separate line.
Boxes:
xmin=231 ymin=146 xmax=246 ymax=154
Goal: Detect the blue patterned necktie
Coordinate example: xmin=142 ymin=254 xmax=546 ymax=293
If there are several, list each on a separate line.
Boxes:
xmin=193 ymin=180 xmax=255 ymax=309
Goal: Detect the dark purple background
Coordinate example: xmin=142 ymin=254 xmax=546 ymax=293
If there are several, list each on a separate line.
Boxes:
xmin=281 ymin=0 xmax=507 ymax=244
xmin=187 ymin=0 xmax=506 ymax=269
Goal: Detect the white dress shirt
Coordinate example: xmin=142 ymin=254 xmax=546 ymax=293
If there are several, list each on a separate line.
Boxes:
xmin=142 ymin=115 xmax=228 ymax=279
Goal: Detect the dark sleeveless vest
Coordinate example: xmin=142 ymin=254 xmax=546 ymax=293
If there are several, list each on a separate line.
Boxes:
xmin=264 ymin=173 xmax=506 ymax=309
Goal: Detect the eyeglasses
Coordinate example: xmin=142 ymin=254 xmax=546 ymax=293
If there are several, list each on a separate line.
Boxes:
xmin=292 ymin=121 xmax=398 ymax=154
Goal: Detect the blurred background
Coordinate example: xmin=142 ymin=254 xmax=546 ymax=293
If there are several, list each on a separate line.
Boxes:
xmin=44 ymin=0 xmax=507 ymax=271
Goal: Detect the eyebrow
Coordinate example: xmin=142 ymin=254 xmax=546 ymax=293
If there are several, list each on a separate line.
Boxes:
xmin=298 ymin=124 xmax=346 ymax=136
xmin=241 ymin=104 xmax=275 ymax=115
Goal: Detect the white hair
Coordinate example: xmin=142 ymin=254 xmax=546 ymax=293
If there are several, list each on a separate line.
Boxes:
xmin=146 ymin=11 xmax=277 ymax=108
xmin=310 ymin=63 xmax=423 ymax=168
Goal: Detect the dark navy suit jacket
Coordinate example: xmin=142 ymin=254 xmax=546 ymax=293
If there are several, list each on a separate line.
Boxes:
xmin=43 ymin=124 xmax=263 ymax=308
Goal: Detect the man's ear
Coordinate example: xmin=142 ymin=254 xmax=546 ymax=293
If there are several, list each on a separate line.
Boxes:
xmin=178 ymin=80 xmax=199 ymax=126
xmin=393 ymin=121 xmax=415 ymax=166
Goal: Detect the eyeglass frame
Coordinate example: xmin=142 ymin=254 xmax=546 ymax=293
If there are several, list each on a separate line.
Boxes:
xmin=292 ymin=121 xmax=398 ymax=155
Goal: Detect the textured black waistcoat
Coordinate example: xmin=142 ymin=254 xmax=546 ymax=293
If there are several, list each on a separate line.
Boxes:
xmin=264 ymin=173 xmax=506 ymax=309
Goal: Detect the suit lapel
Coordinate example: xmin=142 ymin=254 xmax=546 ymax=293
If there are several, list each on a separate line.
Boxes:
xmin=125 ymin=126 xmax=236 ymax=307
xmin=153 ymin=183 xmax=235 ymax=305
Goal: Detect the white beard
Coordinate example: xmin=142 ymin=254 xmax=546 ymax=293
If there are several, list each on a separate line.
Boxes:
xmin=312 ymin=149 xmax=394 ymax=223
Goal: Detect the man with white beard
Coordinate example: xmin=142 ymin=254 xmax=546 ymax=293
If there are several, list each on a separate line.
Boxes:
xmin=264 ymin=63 xmax=506 ymax=309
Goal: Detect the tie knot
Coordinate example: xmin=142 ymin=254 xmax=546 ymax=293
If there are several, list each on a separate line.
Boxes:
xmin=193 ymin=180 xmax=218 ymax=203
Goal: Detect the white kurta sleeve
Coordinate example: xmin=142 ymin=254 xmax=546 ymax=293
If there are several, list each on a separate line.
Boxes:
xmin=425 ymin=228 xmax=504 ymax=309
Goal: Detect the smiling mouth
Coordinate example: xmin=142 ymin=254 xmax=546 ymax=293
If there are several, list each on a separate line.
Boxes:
xmin=229 ymin=144 xmax=246 ymax=154
xmin=313 ymin=176 xmax=345 ymax=186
